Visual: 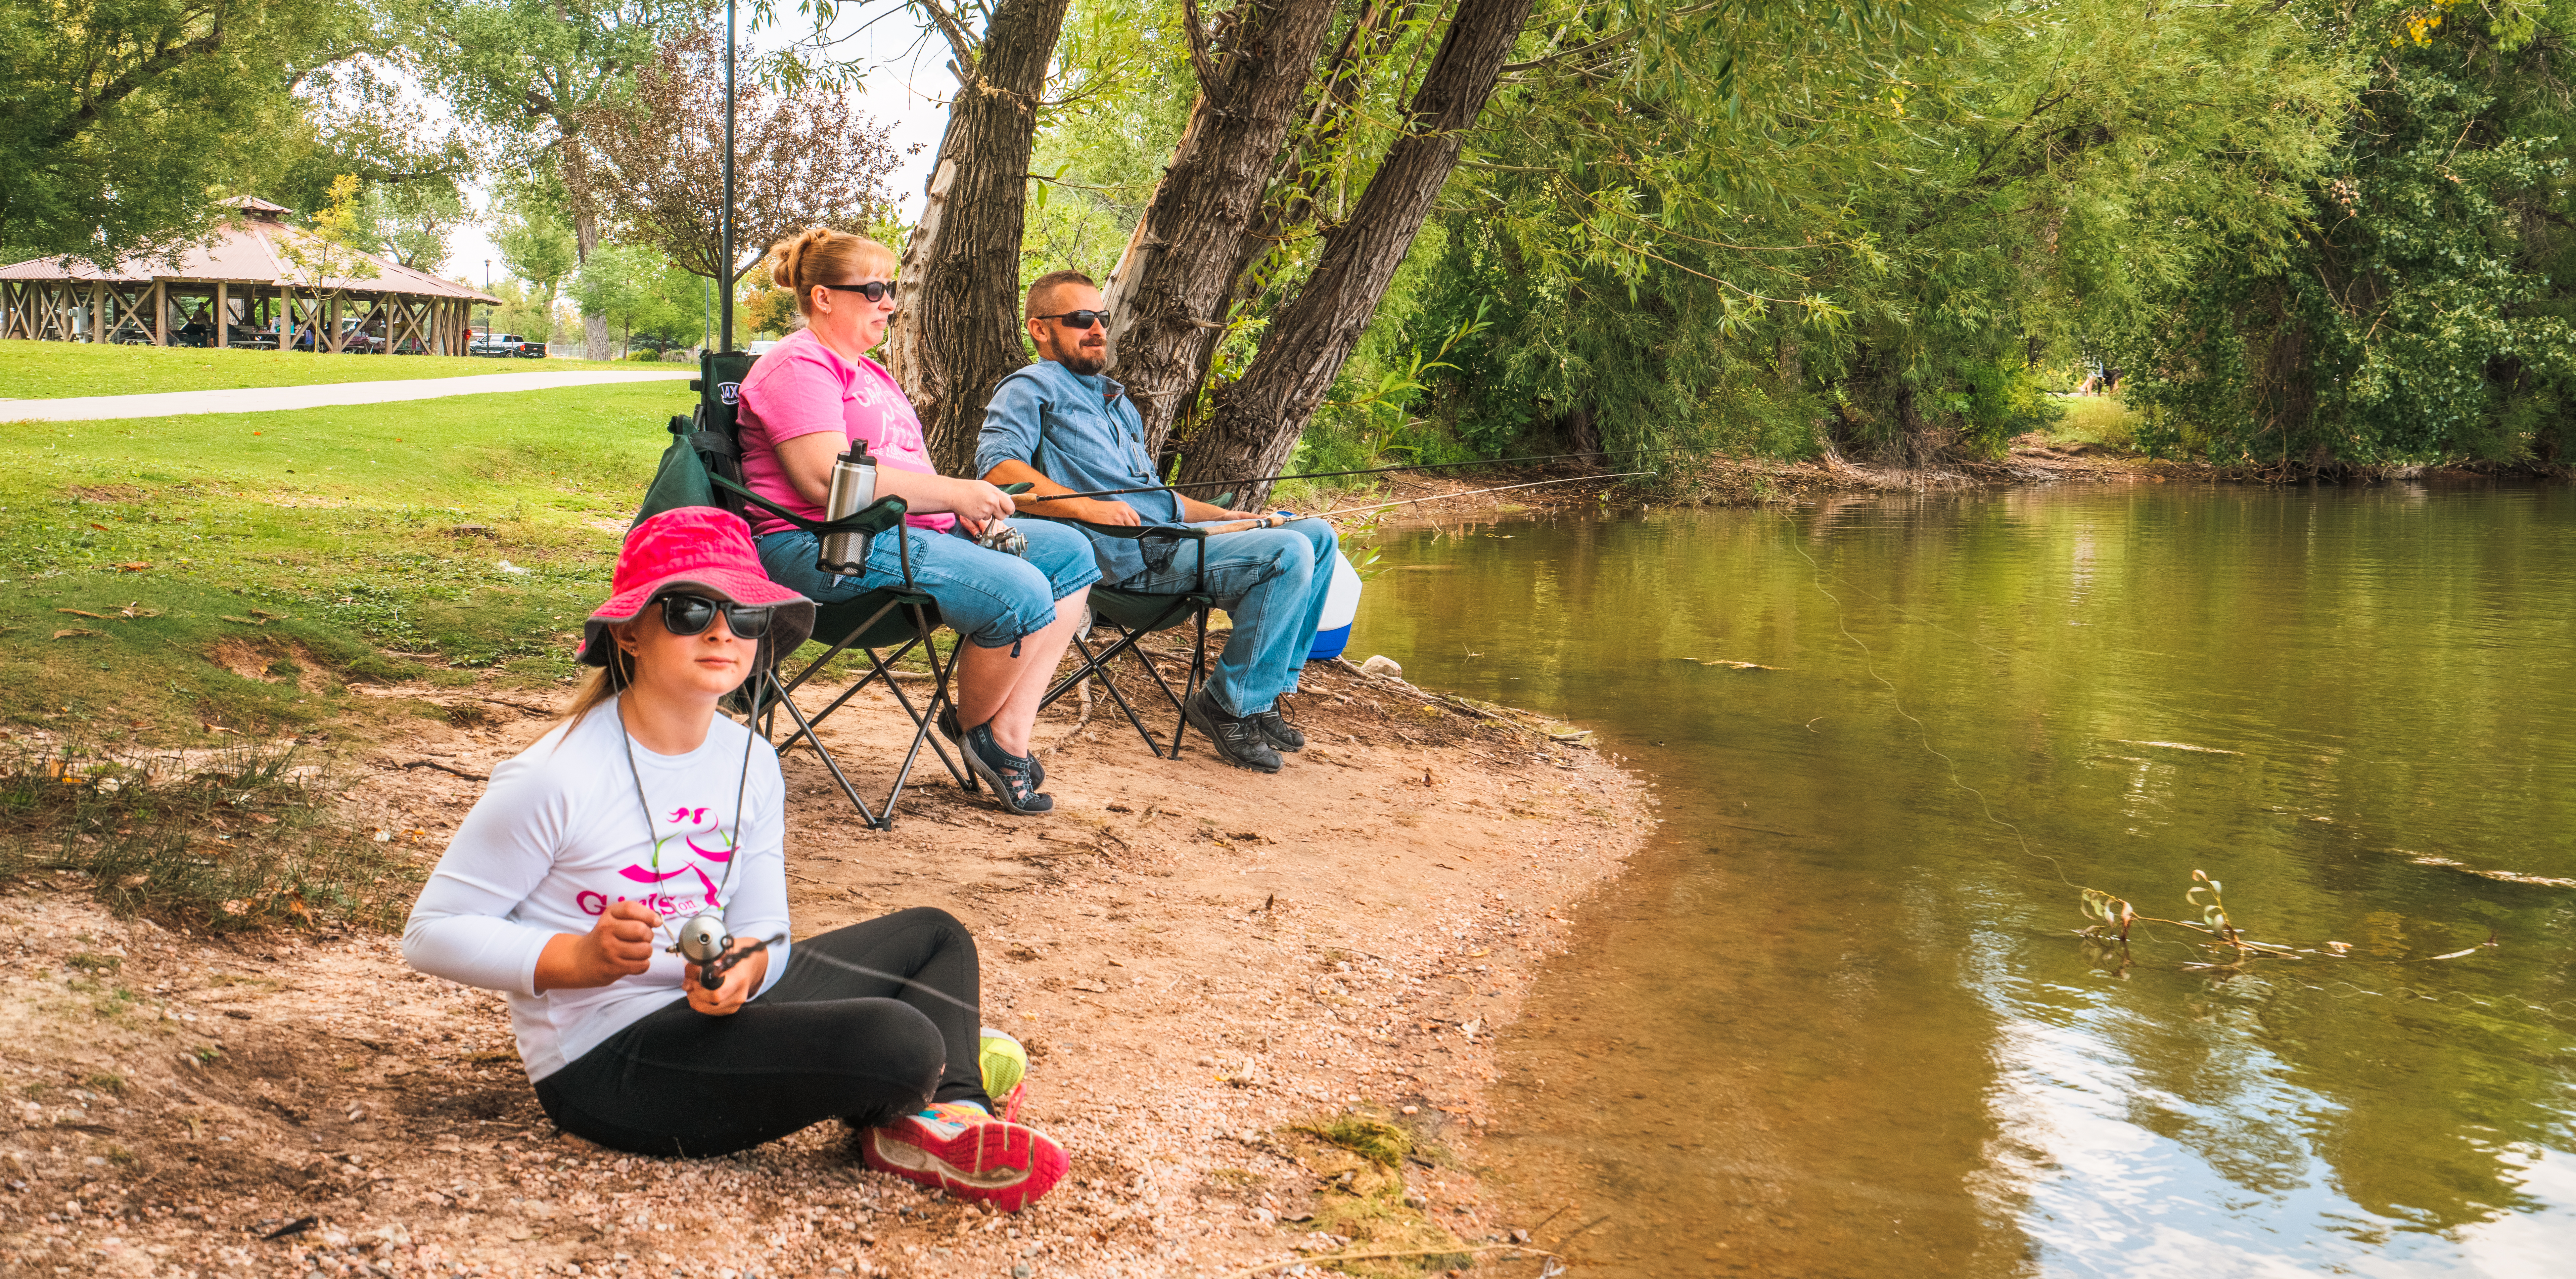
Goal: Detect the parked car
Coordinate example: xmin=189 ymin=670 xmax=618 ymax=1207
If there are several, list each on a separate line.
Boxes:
xmin=471 ymin=332 xmax=546 ymax=358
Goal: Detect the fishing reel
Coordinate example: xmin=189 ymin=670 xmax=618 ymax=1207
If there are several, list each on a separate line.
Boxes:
xmin=666 ymin=913 xmax=784 ymax=994
xmin=974 ymin=518 xmax=1028 ymax=558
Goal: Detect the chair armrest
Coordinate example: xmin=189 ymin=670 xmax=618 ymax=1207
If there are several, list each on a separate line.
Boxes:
xmin=1019 ymin=514 xmax=1210 ymax=589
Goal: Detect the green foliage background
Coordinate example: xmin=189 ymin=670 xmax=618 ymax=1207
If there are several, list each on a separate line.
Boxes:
xmin=1004 ymin=0 xmax=2575 ymax=474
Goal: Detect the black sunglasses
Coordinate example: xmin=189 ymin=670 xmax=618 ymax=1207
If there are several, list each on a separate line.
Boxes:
xmin=657 ymin=594 xmax=775 ymax=640
xmin=817 ymin=281 xmax=895 ymax=303
xmin=1035 ymin=309 xmax=1111 ymax=330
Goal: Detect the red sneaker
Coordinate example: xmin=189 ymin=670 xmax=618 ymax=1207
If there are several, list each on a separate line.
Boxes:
xmin=861 ymin=1102 xmax=1067 ymax=1212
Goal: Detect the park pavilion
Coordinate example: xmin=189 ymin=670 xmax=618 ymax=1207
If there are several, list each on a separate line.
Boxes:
xmin=0 ymin=197 xmax=498 ymax=354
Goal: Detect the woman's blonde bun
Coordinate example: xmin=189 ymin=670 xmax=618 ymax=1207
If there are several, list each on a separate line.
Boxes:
xmin=767 ymin=227 xmax=901 ymax=316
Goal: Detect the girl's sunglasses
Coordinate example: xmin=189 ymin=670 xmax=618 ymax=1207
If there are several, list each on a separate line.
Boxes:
xmin=658 ymin=594 xmax=774 ymax=639
xmin=1036 ymin=309 xmax=1111 ymax=330
xmin=818 ymin=281 xmax=894 ymax=303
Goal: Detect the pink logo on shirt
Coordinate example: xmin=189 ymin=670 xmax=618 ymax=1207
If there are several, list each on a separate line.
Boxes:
xmin=572 ymin=817 xmax=736 ymax=918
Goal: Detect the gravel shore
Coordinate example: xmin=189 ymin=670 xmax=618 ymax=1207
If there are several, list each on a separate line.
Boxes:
xmin=1 ymin=655 xmax=1652 ymax=1277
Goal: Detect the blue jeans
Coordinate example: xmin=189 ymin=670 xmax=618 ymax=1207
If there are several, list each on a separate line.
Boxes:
xmin=756 ymin=520 xmax=1098 ymax=649
xmin=1110 ymin=518 xmax=1337 ymax=717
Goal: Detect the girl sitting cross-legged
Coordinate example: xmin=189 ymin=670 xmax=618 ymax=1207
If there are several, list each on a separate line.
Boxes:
xmin=401 ymin=507 xmax=1064 ymax=1208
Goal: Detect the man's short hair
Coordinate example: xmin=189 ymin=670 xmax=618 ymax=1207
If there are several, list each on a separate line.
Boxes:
xmin=1026 ymin=270 xmax=1097 ymax=320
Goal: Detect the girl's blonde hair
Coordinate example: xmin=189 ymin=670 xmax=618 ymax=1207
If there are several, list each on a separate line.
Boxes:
xmin=769 ymin=227 xmax=898 ymax=316
xmin=557 ymin=624 xmax=636 ymax=735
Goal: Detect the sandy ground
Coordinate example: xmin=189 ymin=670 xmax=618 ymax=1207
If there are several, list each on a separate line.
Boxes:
xmin=0 ymin=648 xmax=1652 ymax=1277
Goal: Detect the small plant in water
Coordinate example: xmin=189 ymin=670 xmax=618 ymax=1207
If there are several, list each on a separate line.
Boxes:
xmin=2079 ymin=868 xmax=2496 ymax=971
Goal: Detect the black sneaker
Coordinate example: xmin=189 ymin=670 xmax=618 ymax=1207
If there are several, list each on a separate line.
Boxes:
xmin=961 ymin=722 xmax=1052 ymax=815
xmin=941 ymin=705 xmax=1040 ymax=790
xmin=1184 ymin=689 xmax=1282 ymax=773
xmin=1248 ymin=706 xmax=1305 ymax=752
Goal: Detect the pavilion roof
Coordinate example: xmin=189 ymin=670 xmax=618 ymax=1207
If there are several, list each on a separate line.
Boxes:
xmin=0 ymin=200 xmax=499 ymax=303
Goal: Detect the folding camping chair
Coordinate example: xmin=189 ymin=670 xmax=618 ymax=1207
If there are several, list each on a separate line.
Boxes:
xmin=633 ymin=351 xmax=974 ymax=830
xmin=1027 ymin=519 xmax=1215 ymax=760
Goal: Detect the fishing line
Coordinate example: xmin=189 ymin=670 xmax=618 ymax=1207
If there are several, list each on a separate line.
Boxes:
xmin=1315 ymin=472 xmax=1656 ymax=518
xmin=1780 ymin=515 xmax=2082 ymax=891
xmin=769 ymin=946 xmax=984 ymax=1014
xmin=1022 ymin=446 xmax=1690 ymax=503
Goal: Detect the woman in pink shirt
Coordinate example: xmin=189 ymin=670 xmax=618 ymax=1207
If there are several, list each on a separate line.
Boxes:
xmin=739 ymin=228 xmax=1097 ymax=816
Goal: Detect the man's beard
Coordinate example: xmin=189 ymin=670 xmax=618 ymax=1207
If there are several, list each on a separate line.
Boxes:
xmin=1058 ymin=344 xmax=1108 ymax=376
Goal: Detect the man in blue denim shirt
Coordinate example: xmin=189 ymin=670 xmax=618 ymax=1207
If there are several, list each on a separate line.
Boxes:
xmin=978 ymin=271 xmax=1339 ymax=772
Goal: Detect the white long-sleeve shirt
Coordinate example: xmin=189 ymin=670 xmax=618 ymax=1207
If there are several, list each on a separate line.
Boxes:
xmin=402 ymin=696 xmax=792 ymax=1081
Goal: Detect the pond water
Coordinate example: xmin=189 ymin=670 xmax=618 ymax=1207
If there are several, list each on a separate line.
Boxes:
xmin=1349 ymin=482 xmax=2575 ymax=1276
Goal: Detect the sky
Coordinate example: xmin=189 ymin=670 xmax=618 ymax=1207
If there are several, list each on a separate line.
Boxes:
xmin=442 ymin=4 xmax=953 ymax=289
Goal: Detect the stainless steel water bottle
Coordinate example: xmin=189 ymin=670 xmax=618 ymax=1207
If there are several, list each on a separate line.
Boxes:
xmin=816 ymin=441 xmax=878 ymax=576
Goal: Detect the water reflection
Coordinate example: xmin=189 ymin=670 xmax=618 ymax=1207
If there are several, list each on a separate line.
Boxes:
xmin=1349 ymin=483 xmax=2575 ymax=1276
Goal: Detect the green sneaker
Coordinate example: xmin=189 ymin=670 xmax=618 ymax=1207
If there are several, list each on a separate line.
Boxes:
xmin=981 ymin=1027 xmax=1029 ymax=1121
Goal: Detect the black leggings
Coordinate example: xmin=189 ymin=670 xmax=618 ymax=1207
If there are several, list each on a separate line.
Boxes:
xmin=532 ymin=906 xmax=988 ymax=1157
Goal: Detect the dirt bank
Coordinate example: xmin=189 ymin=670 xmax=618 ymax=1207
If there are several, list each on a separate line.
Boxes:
xmin=0 ymin=650 xmax=1653 ymax=1277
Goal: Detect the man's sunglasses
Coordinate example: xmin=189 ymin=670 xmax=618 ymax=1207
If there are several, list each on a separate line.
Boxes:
xmin=658 ymin=594 xmax=775 ymax=640
xmin=818 ymin=281 xmax=895 ymax=303
xmin=1035 ymin=309 xmax=1111 ymax=330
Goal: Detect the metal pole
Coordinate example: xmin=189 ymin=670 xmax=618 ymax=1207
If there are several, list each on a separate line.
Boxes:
xmin=720 ymin=0 xmax=736 ymax=353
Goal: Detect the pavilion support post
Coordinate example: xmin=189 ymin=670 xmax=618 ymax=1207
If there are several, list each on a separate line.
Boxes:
xmin=150 ymin=282 xmax=166 ymax=345
xmin=279 ymin=292 xmax=293 ymax=350
xmin=215 ymin=283 xmax=229 ymax=349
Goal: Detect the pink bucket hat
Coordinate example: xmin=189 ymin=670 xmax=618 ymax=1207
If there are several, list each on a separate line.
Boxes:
xmin=579 ymin=507 xmax=814 ymax=667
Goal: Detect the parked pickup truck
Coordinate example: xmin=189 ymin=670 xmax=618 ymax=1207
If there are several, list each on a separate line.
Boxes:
xmin=471 ymin=332 xmax=547 ymax=358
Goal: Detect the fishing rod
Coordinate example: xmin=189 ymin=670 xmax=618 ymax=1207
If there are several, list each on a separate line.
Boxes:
xmin=1020 ymin=445 xmax=1688 ymax=504
xmin=1314 ymin=471 xmax=1656 ymax=518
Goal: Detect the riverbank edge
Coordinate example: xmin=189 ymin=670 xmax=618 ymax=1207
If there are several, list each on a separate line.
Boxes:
xmin=0 ymin=650 xmax=1657 ymax=1277
xmin=1294 ymin=435 xmax=2564 ymax=521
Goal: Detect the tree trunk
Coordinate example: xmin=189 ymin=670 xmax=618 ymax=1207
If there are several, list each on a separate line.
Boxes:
xmin=1102 ymin=0 xmax=1344 ymax=455
xmin=574 ymin=204 xmax=612 ymax=361
xmin=1223 ymin=1 xmax=1410 ymax=305
xmin=884 ymin=0 xmax=1074 ymax=475
xmin=1175 ymin=0 xmax=1536 ymax=505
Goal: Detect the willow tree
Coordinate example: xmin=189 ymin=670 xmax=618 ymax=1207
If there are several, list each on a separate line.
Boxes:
xmin=1404 ymin=0 xmax=2354 ymax=468
xmin=1097 ymin=0 xmax=1345 ymax=446
xmin=883 ymin=0 xmax=1076 ymax=473
xmin=1171 ymin=0 xmax=1537 ymax=503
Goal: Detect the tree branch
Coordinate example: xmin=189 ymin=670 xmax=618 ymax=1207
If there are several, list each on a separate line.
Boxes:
xmin=913 ymin=0 xmax=980 ymax=80
xmin=62 ymin=24 xmax=227 ymax=142
xmin=1180 ymin=0 xmax=1220 ymax=90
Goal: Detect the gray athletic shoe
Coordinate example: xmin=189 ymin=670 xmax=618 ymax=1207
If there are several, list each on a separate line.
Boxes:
xmin=1184 ymin=688 xmax=1282 ymax=773
xmin=1248 ymin=706 xmax=1305 ymax=752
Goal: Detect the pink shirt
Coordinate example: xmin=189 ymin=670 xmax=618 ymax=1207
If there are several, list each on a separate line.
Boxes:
xmin=735 ymin=329 xmax=956 ymax=536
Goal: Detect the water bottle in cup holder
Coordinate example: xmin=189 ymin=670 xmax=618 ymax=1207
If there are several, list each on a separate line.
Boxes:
xmin=817 ymin=441 xmax=878 ymax=576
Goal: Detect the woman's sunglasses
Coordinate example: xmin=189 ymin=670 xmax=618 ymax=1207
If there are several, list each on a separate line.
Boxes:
xmin=818 ymin=281 xmax=895 ymax=303
xmin=1035 ymin=309 xmax=1111 ymax=330
xmin=658 ymin=594 xmax=774 ymax=640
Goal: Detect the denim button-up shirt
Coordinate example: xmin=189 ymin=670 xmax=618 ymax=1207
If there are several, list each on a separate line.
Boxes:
xmin=978 ymin=360 xmax=1182 ymax=587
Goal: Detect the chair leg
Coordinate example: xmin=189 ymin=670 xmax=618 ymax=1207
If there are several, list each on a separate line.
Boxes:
xmin=871 ymin=608 xmax=969 ymax=824
xmin=1080 ymin=629 xmax=1169 ymax=756
xmin=1175 ymin=605 xmax=1212 ymax=759
xmin=762 ymin=672 xmax=883 ymax=827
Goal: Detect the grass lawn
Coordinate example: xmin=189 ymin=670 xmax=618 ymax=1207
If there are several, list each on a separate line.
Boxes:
xmin=2048 ymin=395 xmax=2144 ymax=449
xmin=1 ymin=380 xmax=698 ymax=742
xmin=0 ymin=340 xmax=665 ymax=400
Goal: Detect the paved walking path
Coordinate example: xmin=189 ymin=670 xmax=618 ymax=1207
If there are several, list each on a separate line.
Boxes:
xmin=0 ymin=370 xmax=693 ymax=422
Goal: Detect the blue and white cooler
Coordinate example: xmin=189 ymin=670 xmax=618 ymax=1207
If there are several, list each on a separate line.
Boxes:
xmin=1307 ymin=551 xmax=1363 ymax=661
